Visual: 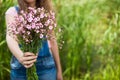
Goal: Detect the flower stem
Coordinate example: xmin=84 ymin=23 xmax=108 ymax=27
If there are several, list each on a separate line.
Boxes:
xmin=27 ymin=64 xmax=38 ymax=80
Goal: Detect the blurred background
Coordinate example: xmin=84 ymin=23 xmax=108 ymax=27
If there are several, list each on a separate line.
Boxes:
xmin=0 ymin=0 xmax=120 ymax=80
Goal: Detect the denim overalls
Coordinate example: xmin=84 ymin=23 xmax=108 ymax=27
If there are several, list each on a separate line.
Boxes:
xmin=10 ymin=6 xmax=57 ymax=80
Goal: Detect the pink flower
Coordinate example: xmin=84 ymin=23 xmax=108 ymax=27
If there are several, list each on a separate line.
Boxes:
xmin=25 ymin=39 xmax=29 ymax=42
xmin=34 ymin=18 xmax=39 ymax=23
xmin=33 ymin=10 xmax=37 ymax=14
xmin=31 ymin=23 xmax=36 ymax=29
xmin=27 ymin=17 xmax=33 ymax=22
xmin=49 ymin=26 xmax=53 ymax=30
xmin=26 ymin=25 xmax=31 ymax=30
xmin=35 ymin=26 xmax=39 ymax=29
xmin=17 ymin=27 xmax=23 ymax=32
xmin=41 ymin=29 xmax=46 ymax=33
xmin=15 ymin=31 xmax=19 ymax=34
xmin=50 ymin=11 xmax=55 ymax=19
xmin=23 ymin=35 xmax=26 ymax=39
xmin=36 ymin=23 xmax=43 ymax=28
xmin=27 ymin=13 xmax=33 ymax=22
xmin=19 ymin=15 xmax=24 ymax=22
xmin=20 ymin=10 xmax=24 ymax=14
xmin=37 ymin=17 xmax=40 ymax=21
xmin=41 ymin=7 xmax=44 ymax=11
xmin=22 ymin=30 xmax=25 ymax=33
xmin=40 ymin=34 xmax=43 ymax=38
xmin=27 ymin=31 xmax=30 ymax=35
xmin=39 ymin=23 xmax=43 ymax=28
xmin=40 ymin=12 xmax=44 ymax=18
xmin=37 ymin=8 xmax=41 ymax=12
xmin=50 ymin=19 xmax=54 ymax=24
xmin=36 ymin=30 xmax=39 ymax=33
xmin=44 ymin=14 xmax=47 ymax=17
xmin=50 ymin=11 xmax=55 ymax=16
xmin=44 ymin=20 xmax=50 ymax=26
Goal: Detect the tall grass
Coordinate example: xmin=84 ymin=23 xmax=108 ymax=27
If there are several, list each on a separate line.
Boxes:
xmin=0 ymin=0 xmax=15 ymax=80
xmin=0 ymin=0 xmax=120 ymax=80
xmin=54 ymin=0 xmax=120 ymax=79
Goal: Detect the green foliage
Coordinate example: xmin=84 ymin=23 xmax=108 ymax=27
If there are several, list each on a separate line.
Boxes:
xmin=0 ymin=0 xmax=120 ymax=80
xmin=54 ymin=0 xmax=120 ymax=80
xmin=0 ymin=0 xmax=15 ymax=79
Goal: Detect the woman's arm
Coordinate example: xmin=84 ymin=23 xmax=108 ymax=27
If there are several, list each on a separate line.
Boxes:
xmin=5 ymin=8 xmax=37 ymax=68
xmin=5 ymin=14 xmax=24 ymax=61
xmin=48 ymin=30 xmax=63 ymax=80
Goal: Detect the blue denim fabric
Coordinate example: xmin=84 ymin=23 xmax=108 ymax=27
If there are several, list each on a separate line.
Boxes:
xmin=10 ymin=40 xmax=57 ymax=80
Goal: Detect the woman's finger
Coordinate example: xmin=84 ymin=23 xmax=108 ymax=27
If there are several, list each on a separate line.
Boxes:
xmin=24 ymin=63 xmax=34 ymax=68
xmin=23 ymin=59 xmax=36 ymax=65
xmin=24 ymin=52 xmax=35 ymax=57
xmin=23 ymin=56 xmax=37 ymax=61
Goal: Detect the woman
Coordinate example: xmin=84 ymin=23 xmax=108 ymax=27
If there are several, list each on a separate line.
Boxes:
xmin=5 ymin=0 xmax=63 ymax=80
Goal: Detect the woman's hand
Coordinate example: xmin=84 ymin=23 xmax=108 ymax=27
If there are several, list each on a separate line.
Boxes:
xmin=19 ymin=52 xmax=37 ymax=68
xmin=57 ymin=71 xmax=63 ymax=80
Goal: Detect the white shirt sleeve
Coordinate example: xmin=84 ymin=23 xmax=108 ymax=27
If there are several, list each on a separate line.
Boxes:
xmin=5 ymin=6 xmax=18 ymax=38
xmin=5 ymin=6 xmax=18 ymax=15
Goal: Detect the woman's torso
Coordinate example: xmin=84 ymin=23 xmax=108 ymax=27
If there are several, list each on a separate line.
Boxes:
xmin=6 ymin=6 xmax=54 ymax=69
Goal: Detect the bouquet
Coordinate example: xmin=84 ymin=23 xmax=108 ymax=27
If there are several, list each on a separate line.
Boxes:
xmin=8 ymin=7 xmax=56 ymax=80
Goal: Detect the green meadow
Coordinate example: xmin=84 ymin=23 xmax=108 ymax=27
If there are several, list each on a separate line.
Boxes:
xmin=0 ymin=0 xmax=120 ymax=80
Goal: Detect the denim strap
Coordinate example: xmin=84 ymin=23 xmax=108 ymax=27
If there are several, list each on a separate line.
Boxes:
xmin=14 ymin=6 xmax=19 ymax=13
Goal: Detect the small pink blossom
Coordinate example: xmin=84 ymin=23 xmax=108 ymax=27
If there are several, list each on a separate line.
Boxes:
xmin=33 ymin=10 xmax=37 ymax=14
xmin=49 ymin=26 xmax=53 ymax=30
xmin=36 ymin=30 xmax=39 ymax=33
xmin=27 ymin=17 xmax=33 ymax=22
xmin=40 ymin=12 xmax=44 ymax=18
xmin=37 ymin=8 xmax=41 ymax=12
xmin=44 ymin=14 xmax=47 ymax=17
xmin=15 ymin=31 xmax=19 ymax=34
xmin=25 ymin=39 xmax=29 ymax=42
xmin=31 ymin=23 xmax=36 ymax=29
xmin=35 ymin=26 xmax=39 ymax=30
xmin=40 ymin=34 xmax=43 ymax=38
xmin=28 ymin=13 xmax=33 ymax=18
xmin=26 ymin=25 xmax=31 ymax=30
xmin=44 ymin=20 xmax=50 ymax=26
xmin=27 ymin=31 xmax=30 ymax=35
xmin=41 ymin=7 xmax=44 ymax=10
xmin=23 ymin=36 xmax=25 ymax=39
xmin=17 ymin=27 xmax=23 ymax=32
xmin=19 ymin=15 xmax=24 ymax=22
xmin=37 ymin=17 xmax=40 ymax=21
xmin=39 ymin=23 xmax=43 ymax=28
xmin=20 ymin=10 xmax=24 ymax=14
xmin=50 ymin=11 xmax=55 ymax=19
xmin=34 ymin=18 xmax=38 ymax=22
xmin=22 ymin=30 xmax=25 ymax=33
